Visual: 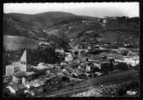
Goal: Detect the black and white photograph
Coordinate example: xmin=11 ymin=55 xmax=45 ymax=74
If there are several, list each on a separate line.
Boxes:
xmin=3 ymin=2 xmax=140 ymax=97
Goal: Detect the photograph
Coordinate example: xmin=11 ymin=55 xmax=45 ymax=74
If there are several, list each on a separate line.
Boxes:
xmin=3 ymin=2 xmax=140 ymax=97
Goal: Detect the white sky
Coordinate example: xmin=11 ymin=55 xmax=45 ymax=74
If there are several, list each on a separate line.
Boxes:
xmin=4 ymin=2 xmax=139 ymax=17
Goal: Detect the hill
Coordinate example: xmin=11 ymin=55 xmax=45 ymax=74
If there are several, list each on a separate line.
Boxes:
xmin=3 ymin=12 xmax=140 ymax=50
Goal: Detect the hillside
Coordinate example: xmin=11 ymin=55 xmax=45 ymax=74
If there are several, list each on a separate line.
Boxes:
xmin=40 ymin=70 xmax=139 ymax=97
xmin=3 ymin=12 xmax=85 ymax=39
xmin=3 ymin=35 xmax=39 ymax=51
xmin=3 ymin=12 xmax=140 ymax=50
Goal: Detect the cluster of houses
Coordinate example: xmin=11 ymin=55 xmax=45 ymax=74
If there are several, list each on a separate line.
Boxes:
xmin=3 ymin=39 xmax=139 ymax=97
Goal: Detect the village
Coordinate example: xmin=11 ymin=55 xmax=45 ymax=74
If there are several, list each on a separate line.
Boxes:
xmin=3 ymin=39 xmax=139 ymax=97
xmin=2 ymin=2 xmax=140 ymax=97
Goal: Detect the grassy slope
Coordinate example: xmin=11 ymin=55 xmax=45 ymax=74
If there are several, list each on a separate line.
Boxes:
xmin=3 ymin=12 xmax=139 ymax=44
xmin=42 ymin=70 xmax=139 ymax=97
xmin=3 ymin=35 xmax=39 ymax=51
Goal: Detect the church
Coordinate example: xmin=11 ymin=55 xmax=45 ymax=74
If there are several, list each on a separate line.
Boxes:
xmin=5 ymin=49 xmax=27 ymax=76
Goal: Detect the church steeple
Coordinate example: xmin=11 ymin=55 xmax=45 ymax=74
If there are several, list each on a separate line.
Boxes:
xmin=20 ymin=49 xmax=26 ymax=63
xmin=20 ymin=48 xmax=27 ymax=71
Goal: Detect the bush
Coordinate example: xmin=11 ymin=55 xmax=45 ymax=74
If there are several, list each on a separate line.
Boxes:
xmin=101 ymin=63 xmax=114 ymax=73
xmin=116 ymin=62 xmax=129 ymax=71
xmin=27 ymin=46 xmax=60 ymax=65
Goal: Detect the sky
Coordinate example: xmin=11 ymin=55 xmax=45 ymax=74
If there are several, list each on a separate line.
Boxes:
xmin=3 ymin=2 xmax=139 ymax=18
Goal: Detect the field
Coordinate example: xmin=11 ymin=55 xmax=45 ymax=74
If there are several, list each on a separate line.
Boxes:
xmin=3 ymin=35 xmax=39 ymax=51
xmin=39 ymin=70 xmax=139 ymax=97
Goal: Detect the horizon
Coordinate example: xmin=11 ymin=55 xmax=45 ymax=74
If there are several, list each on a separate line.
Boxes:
xmin=4 ymin=2 xmax=139 ymax=18
xmin=4 ymin=11 xmax=139 ymax=18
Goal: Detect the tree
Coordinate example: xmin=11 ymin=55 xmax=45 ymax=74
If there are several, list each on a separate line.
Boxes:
xmin=27 ymin=46 xmax=60 ymax=65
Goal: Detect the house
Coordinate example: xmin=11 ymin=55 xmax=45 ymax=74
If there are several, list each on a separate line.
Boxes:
xmin=65 ymin=53 xmax=73 ymax=62
xmin=33 ymin=62 xmax=48 ymax=70
xmin=123 ymin=56 xmax=139 ymax=67
xmin=55 ymin=48 xmax=65 ymax=54
xmin=5 ymin=65 xmax=15 ymax=76
xmin=39 ymin=41 xmax=50 ymax=46
xmin=115 ymin=56 xmax=139 ymax=67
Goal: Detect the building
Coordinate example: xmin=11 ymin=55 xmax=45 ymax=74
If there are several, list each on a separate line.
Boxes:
xmin=115 ymin=56 xmax=139 ymax=67
xmin=55 ymin=48 xmax=65 ymax=54
xmin=5 ymin=65 xmax=15 ymax=76
xmin=5 ymin=49 xmax=27 ymax=76
xmin=65 ymin=53 xmax=73 ymax=62
xmin=39 ymin=41 xmax=50 ymax=47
